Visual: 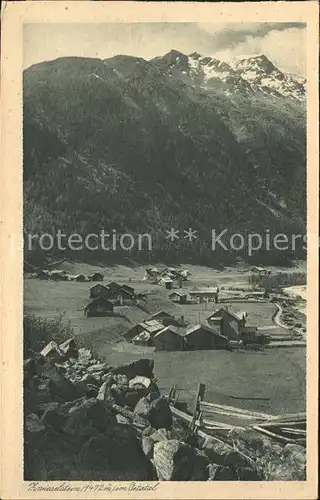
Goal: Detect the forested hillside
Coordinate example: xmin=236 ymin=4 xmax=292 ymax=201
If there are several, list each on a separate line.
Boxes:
xmin=23 ymin=52 xmax=306 ymax=265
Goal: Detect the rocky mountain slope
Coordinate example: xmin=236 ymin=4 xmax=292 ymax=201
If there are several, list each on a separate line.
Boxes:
xmin=23 ymin=50 xmax=306 ymax=265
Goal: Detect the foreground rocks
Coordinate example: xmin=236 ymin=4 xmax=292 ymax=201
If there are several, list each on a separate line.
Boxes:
xmin=24 ymin=338 xmax=306 ymax=481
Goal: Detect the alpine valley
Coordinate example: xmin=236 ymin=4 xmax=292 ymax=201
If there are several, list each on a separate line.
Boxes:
xmin=23 ymin=50 xmax=306 ymax=265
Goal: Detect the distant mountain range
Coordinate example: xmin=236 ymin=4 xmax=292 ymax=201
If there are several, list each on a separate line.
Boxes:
xmin=23 ymin=50 xmax=306 ymax=265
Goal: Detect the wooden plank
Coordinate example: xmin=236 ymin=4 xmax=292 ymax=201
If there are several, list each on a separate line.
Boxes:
xmin=192 ymin=383 xmax=206 ymax=413
xmin=200 ymin=401 xmax=272 ymax=420
xmin=170 ymin=405 xmax=226 ymax=442
xmin=200 ymin=406 xmax=266 ymax=421
xmin=252 ymin=425 xmax=299 ymax=444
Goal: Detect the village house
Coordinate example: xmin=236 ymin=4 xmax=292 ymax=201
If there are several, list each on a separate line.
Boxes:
xmin=184 ymin=324 xmax=229 ymax=351
xmin=88 ymin=272 xmax=104 ymax=282
xmin=206 ymin=307 xmax=247 ymax=341
xmin=240 ymin=325 xmax=259 ymax=344
xmin=84 ymin=297 xmax=114 ymax=317
xmin=122 ymin=284 xmax=135 ymax=295
xmin=159 ymin=277 xmax=173 ymax=290
xmin=154 ymin=326 xmax=185 ymax=351
xmin=36 ymin=270 xmax=50 ymax=280
xmin=189 ymin=287 xmax=219 ymax=302
xmin=169 ymin=291 xmax=190 ymax=304
xmin=75 ymin=274 xmax=86 ymax=282
xmin=125 ymin=319 xmax=164 ymax=343
xmin=89 ymin=284 xmax=111 ymax=299
xmin=150 ymin=311 xmax=185 ymax=327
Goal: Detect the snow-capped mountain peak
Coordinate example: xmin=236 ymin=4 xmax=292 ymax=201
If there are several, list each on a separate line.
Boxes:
xmin=152 ymin=50 xmax=306 ymax=102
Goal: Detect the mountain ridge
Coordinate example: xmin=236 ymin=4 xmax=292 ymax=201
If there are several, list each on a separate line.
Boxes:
xmin=23 ymin=50 xmax=306 ymax=265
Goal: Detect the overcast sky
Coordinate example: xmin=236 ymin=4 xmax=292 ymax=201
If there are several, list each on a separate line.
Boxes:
xmin=24 ymin=22 xmax=306 ymax=76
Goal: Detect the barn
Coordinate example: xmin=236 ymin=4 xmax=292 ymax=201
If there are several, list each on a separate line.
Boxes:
xmin=184 ymin=324 xmax=229 ymax=350
xmin=169 ymin=291 xmax=189 ymax=304
xmin=154 ymin=326 xmax=185 ymax=351
xmin=88 ymin=272 xmax=104 ymax=281
xmin=84 ymin=297 xmax=114 ymax=317
xmin=89 ymin=284 xmax=111 ymax=299
xmin=206 ymin=308 xmax=247 ymax=341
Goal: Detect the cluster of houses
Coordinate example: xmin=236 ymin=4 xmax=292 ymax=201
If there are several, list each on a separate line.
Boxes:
xmin=144 ymin=266 xmax=191 ymax=289
xmin=124 ymin=306 xmax=269 ymax=351
xmin=169 ymin=287 xmax=220 ymax=304
xmin=35 ymin=269 xmax=105 ymax=282
xmin=83 ymin=281 xmax=141 ymax=317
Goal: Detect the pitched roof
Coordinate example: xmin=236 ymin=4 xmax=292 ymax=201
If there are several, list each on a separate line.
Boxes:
xmin=139 ymin=319 xmax=164 ymax=333
xmin=89 ymin=284 xmax=108 ymax=291
xmin=151 ymin=310 xmax=174 ymax=319
xmin=154 ymin=325 xmax=183 ymax=338
xmin=185 ymin=323 xmax=221 ymax=337
xmin=85 ymin=296 xmax=113 ymax=308
xmin=169 ymin=290 xmax=188 ymax=297
xmin=208 ymin=308 xmax=246 ymax=323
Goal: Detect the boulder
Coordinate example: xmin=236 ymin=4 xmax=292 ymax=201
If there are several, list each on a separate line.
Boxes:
xmin=63 ymin=398 xmax=117 ymax=445
xmin=134 ymin=393 xmax=172 ymax=429
xmin=129 ymin=375 xmax=152 ymax=389
xmin=207 ymin=463 xmax=238 ymax=481
xmin=150 ymin=428 xmax=171 ymax=443
xmin=41 ymin=404 xmax=65 ymax=432
xmin=142 ymin=436 xmax=154 ymax=458
xmin=87 ymin=362 xmax=112 ymax=374
xmin=153 ymin=439 xmax=209 ymax=481
xmin=202 ymin=437 xmax=248 ymax=468
xmin=112 ymin=358 xmax=154 ymax=379
xmin=79 ymin=430 xmax=154 ymax=480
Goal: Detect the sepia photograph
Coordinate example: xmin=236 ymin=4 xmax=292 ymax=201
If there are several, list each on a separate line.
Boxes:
xmin=0 ymin=2 xmax=318 ymax=499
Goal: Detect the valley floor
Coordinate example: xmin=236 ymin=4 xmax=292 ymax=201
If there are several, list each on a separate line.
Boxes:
xmin=24 ymin=262 xmax=306 ymax=417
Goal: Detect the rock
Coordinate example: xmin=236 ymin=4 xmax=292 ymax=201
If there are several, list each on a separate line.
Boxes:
xmin=40 ymin=341 xmax=64 ymax=361
xmin=112 ymin=358 xmax=154 ymax=379
xmin=116 ymin=414 xmax=131 ymax=425
xmin=87 ymin=362 xmax=111 ymax=374
xmin=129 ymin=375 xmax=152 ymax=389
xmin=153 ymin=440 xmax=209 ymax=481
xmin=63 ymin=398 xmax=117 ymax=444
xmin=134 ymin=393 xmax=172 ymax=429
xmin=79 ymin=430 xmax=154 ymax=480
xmin=77 ymin=347 xmax=92 ymax=366
xmin=114 ymin=374 xmax=129 ymax=386
xmin=86 ymin=384 xmax=98 ymax=398
xmin=81 ymin=373 xmax=100 ymax=385
xmin=142 ymin=436 xmax=154 ymax=458
xmin=41 ymin=405 xmax=65 ymax=432
xmin=237 ymin=466 xmax=262 ymax=480
xmin=101 ymin=372 xmax=116 ymax=385
xmin=207 ymin=463 xmax=238 ymax=481
xmin=59 ymin=338 xmax=78 ymax=359
xmin=132 ymin=414 xmax=151 ymax=431
xmin=150 ymin=428 xmax=171 ymax=443
xmin=202 ymin=437 xmax=248 ymax=468
xmin=25 ymin=413 xmax=46 ymax=436
xmin=277 ymin=443 xmax=306 ymax=480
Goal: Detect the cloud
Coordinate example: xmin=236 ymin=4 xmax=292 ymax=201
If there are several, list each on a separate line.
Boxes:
xmin=214 ymin=27 xmax=306 ymax=76
xmin=199 ymin=22 xmax=305 ymax=51
xmin=23 ymin=22 xmax=306 ymax=76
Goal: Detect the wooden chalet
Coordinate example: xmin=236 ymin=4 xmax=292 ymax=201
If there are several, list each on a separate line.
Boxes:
xmin=184 ymin=324 xmax=229 ymax=351
xmin=206 ymin=307 xmax=247 ymax=341
xmin=89 ymin=284 xmax=111 ymax=299
xmin=84 ymin=297 xmax=114 ymax=317
xmin=169 ymin=290 xmax=189 ymax=304
xmin=150 ymin=310 xmax=185 ymax=327
xmin=154 ymin=326 xmax=185 ymax=351
xmin=88 ymin=272 xmax=104 ymax=282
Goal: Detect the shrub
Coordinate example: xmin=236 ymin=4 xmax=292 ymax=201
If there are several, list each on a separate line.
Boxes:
xmin=23 ymin=312 xmax=74 ymax=357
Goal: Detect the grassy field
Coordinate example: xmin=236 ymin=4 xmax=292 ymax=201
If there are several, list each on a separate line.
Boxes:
xmin=101 ymin=346 xmax=306 ymax=416
xmin=24 ymin=262 xmax=306 ymax=416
